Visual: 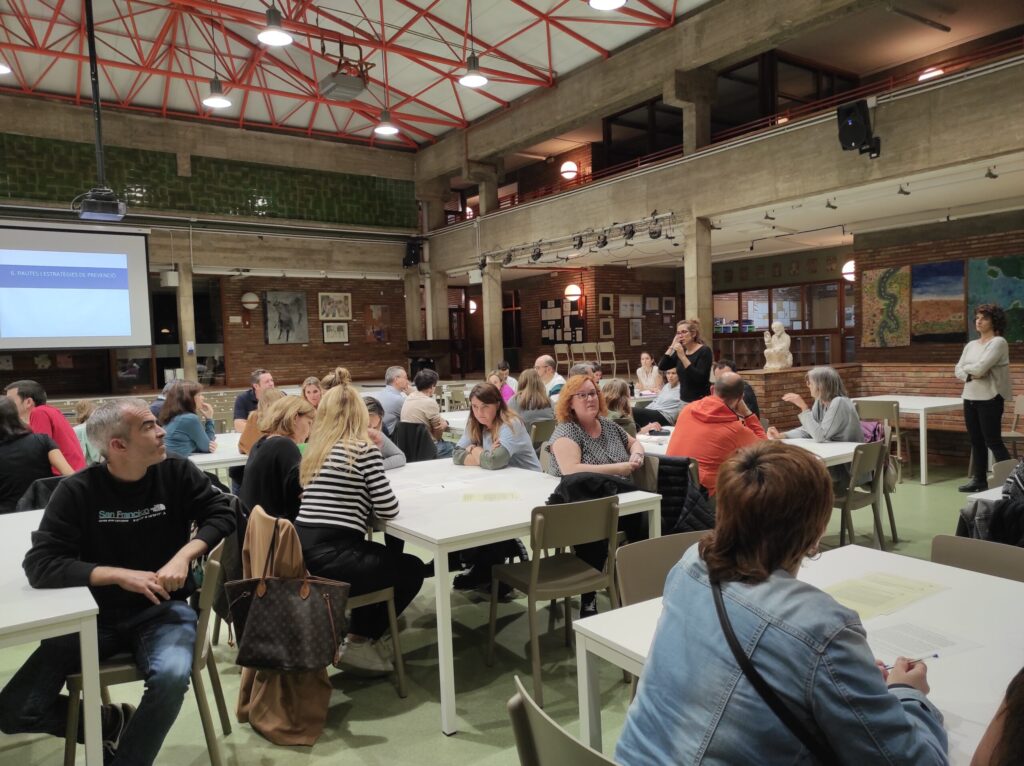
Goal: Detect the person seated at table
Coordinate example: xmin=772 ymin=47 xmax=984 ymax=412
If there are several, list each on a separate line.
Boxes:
xmin=239 ymin=396 xmax=316 ymax=522
xmin=5 ymin=379 xmax=86 ymax=472
xmin=549 ymin=374 xmax=646 ymax=617
xmin=634 ymin=367 xmax=684 ymax=431
xmin=712 ymin=358 xmax=760 ymax=418
xmin=593 ymin=364 xmax=605 ymax=387
xmin=616 ymin=440 xmax=948 ymax=766
xmin=509 ymin=369 xmax=554 ymax=432
xmin=487 ymin=370 xmax=515 ymax=403
xmin=569 ymin=361 xmax=595 ymax=377
xmin=319 ymin=366 xmax=347 ymax=392
xmin=666 ymin=372 xmax=765 ymax=497
xmin=601 ymin=379 xmax=635 ymax=430
xmin=378 ymin=365 xmax=411 ymax=435
xmin=972 ymin=665 xmax=1023 ymax=766
xmin=149 ymin=380 xmax=176 ymax=418
xmin=400 ymin=368 xmax=452 ymax=458
xmin=657 ymin=319 xmax=713 ymax=408
xmin=0 ymin=398 xmax=235 ymax=765
xmin=496 ymin=360 xmax=518 ymax=394
xmin=0 ymin=397 xmax=74 ymax=513
xmin=230 ymin=368 xmax=275 ymax=492
xmin=296 ymin=381 xmax=424 ymax=675
xmin=73 ymin=400 xmax=103 ymax=465
xmin=159 ymin=381 xmax=218 ymax=458
xmin=238 ymin=387 xmax=286 ymax=454
xmin=364 ymin=397 xmax=407 ymax=471
xmin=635 ymin=351 xmax=663 ymax=394
xmin=301 ymin=376 xmax=323 ymax=409
xmin=534 ymin=355 xmax=566 ymax=397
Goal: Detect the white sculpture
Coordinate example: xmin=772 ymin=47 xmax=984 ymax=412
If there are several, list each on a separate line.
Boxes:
xmin=763 ymin=321 xmax=793 ymax=371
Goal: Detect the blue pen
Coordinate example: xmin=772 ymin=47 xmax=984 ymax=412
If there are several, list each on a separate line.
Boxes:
xmin=884 ymin=653 xmax=938 ymax=671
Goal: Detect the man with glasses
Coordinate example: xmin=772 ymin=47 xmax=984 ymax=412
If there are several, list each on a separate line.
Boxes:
xmin=533 ymin=355 xmax=566 ymax=397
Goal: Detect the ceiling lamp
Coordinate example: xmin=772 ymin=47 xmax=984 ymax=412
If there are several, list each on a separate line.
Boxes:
xmin=842 ymin=260 xmax=856 ymax=282
xmin=459 ymin=1 xmax=488 ymax=89
xmin=258 ymin=6 xmax=293 ymax=47
xmin=0 ymin=60 xmax=11 ymax=75
xmin=918 ymin=67 xmax=944 ymax=82
xmin=595 ymin=233 xmax=608 ymax=248
xmin=589 ymin=0 xmax=627 ymax=9
xmin=572 ymin=234 xmax=584 ymax=250
xmin=531 ymin=245 xmax=543 ymax=262
xmin=202 ymin=78 xmax=231 ymax=109
xmin=374 ymin=109 xmax=399 ymax=136
xmin=564 ymin=283 xmax=582 ymax=302
xmin=560 ymin=161 xmax=579 ymax=180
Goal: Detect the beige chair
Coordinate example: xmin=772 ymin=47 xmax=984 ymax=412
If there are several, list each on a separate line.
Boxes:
xmin=65 ymin=544 xmax=231 ymax=766
xmin=989 ymin=458 xmax=1018 ymax=489
xmin=486 ymin=496 xmax=620 ymax=707
xmin=855 ymin=399 xmax=910 ymax=479
xmin=833 ymin=439 xmax=889 ymax=549
xmin=931 ymin=535 xmax=1024 ymax=583
xmin=553 ymin=344 xmax=572 ymax=374
xmin=539 ymin=441 xmax=553 ymax=473
xmin=568 ymin=343 xmax=585 ymax=365
xmin=1002 ymin=394 xmax=1024 ymax=458
xmin=615 ymin=532 xmax=707 ymax=608
xmin=529 ymin=419 xmax=558 ymax=457
xmin=449 ymin=389 xmax=468 ymax=411
xmin=346 ymin=588 xmax=408 ymax=698
xmin=507 ymin=675 xmax=615 ymax=766
xmin=597 ymin=341 xmax=630 ymax=380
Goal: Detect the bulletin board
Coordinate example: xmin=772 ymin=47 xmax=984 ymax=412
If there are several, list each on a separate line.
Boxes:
xmin=540 ymin=298 xmax=584 ymax=344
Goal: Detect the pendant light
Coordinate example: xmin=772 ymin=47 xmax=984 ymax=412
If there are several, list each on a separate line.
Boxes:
xmin=374 ymin=109 xmax=399 ymax=136
xmin=589 ymin=0 xmax=626 ymax=10
xmin=459 ymin=1 xmax=488 ymax=88
xmin=203 ymin=78 xmax=231 ymax=109
xmin=0 ymin=61 xmax=11 ymax=75
xmin=258 ymin=6 xmax=293 ymax=47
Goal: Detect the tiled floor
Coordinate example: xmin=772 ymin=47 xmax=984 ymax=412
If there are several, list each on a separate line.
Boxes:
xmin=0 ymin=463 xmax=975 ymax=765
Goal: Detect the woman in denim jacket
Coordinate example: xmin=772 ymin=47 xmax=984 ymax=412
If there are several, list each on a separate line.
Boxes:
xmin=617 ymin=440 xmax=948 ymax=765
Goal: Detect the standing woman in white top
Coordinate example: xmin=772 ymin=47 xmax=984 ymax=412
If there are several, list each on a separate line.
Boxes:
xmin=635 ymin=352 xmax=663 ymax=393
xmin=955 ymin=303 xmax=1012 ymax=493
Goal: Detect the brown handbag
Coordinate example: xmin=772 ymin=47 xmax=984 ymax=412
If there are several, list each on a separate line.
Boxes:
xmin=225 ymin=519 xmax=350 ymax=672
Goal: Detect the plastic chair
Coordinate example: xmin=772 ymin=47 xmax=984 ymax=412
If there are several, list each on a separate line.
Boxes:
xmin=989 ymin=458 xmax=1018 ymax=489
xmin=580 ymin=342 xmax=599 ymax=364
xmin=529 ymin=419 xmax=557 ymax=456
xmin=855 ymin=399 xmax=911 ymax=479
xmin=931 ymin=535 xmax=1024 ymax=583
xmin=597 ymin=342 xmax=630 ymax=380
xmin=568 ymin=343 xmax=585 ymax=365
xmin=615 ymin=532 xmax=706 ymax=608
xmin=553 ymin=344 xmax=571 ymax=374
xmin=486 ymin=496 xmax=620 ymax=707
xmin=539 ymin=441 xmax=553 ymax=474
xmin=64 ymin=544 xmax=231 ymax=766
xmin=448 ymin=389 xmax=468 ymax=411
xmin=507 ymin=675 xmax=614 ymax=766
xmin=1001 ymin=395 xmax=1024 ymax=458
xmin=832 ymin=439 xmax=889 ymax=549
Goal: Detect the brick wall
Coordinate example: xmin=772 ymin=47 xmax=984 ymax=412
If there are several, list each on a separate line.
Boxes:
xmin=221 ymin=276 xmax=409 ymax=387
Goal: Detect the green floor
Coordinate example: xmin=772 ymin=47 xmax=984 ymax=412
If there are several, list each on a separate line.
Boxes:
xmin=0 ymin=464 xmax=973 ymax=765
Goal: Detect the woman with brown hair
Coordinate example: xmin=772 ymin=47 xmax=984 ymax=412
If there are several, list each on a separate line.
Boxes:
xmin=454 ymin=382 xmax=540 ymax=472
xmin=600 ymin=378 xmax=634 ymax=429
xmin=509 ymin=368 xmax=554 ymax=431
xmin=617 ymin=440 xmax=948 ymax=765
xmin=658 ymin=318 xmax=713 ymax=408
xmin=159 ymin=380 xmax=218 ymax=457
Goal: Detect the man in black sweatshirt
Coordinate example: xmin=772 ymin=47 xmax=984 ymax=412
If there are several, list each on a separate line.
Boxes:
xmin=0 ymin=398 xmax=234 ymax=765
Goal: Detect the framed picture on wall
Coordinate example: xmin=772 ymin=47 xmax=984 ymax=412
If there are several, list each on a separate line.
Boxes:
xmin=599 ymin=294 xmax=614 ymax=314
xmin=322 ymin=322 xmax=348 ymax=343
xmin=318 ymin=292 xmax=351 ymax=320
xmin=644 ymin=296 xmax=660 ymax=312
xmin=264 ymin=291 xmax=309 ymax=345
xmin=629 ymin=318 xmax=643 ymax=346
xmin=599 ymin=317 xmax=614 ymax=338
xmin=619 ymin=294 xmax=643 ymax=318
xmin=662 ymin=296 xmax=676 ymax=314
xmin=663 ymin=315 xmax=675 ymax=325
xmin=365 ymin=304 xmax=389 ymax=343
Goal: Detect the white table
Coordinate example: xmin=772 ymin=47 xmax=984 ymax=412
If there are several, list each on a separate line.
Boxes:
xmin=443 ymin=410 xmax=470 ymax=434
xmin=188 ymin=432 xmax=245 ymax=471
xmin=854 ymin=395 xmax=963 ymax=485
xmin=574 ymin=545 xmax=1024 ymax=763
xmin=638 ymin=431 xmax=861 ymax=468
xmin=384 ymin=460 xmax=661 ymax=736
xmin=0 ymin=510 xmax=103 ymax=765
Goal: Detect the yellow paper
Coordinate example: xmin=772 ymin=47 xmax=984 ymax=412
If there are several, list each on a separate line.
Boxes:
xmin=462 ymin=492 xmax=519 ymax=502
xmin=825 ymin=572 xmax=945 ymax=621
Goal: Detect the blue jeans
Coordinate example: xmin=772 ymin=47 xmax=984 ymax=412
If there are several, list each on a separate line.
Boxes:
xmin=0 ymin=599 xmax=197 ymax=766
xmin=435 ymin=439 xmax=454 ymax=458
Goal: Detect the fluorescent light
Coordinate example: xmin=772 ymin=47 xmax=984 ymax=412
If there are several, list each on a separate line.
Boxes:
xmin=458 ymin=53 xmax=488 ymax=88
xmin=918 ymin=67 xmax=943 ymax=82
xmin=257 ymin=7 xmax=293 ymax=47
xmin=202 ymin=78 xmax=231 ymax=109
xmin=589 ymin=0 xmax=626 ymax=9
xmin=374 ymin=109 xmax=400 ymax=136
xmin=0 ymin=61 xmax=11 ymax=76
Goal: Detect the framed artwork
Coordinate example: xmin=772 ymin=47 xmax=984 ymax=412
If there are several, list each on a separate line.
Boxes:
xmin=968 ymin=255 xmax=1024 ymax=342
xmin=317 ymin=292 xmax=351 ymax=320
xmin=628 ymin=318 xmax=643 ymax=346
xmin=911 ymin=260 xmax=966 ymax=343
xmin=644 ymin=296 xmax=660 ymax=312
xmin=662 ymin=314 xmax=675 ymax=326
xmin=599 ymin=294 xmax=614 ymax=314
xmin=322 ymin=322 xmax=349 ymax=343
xmin=619 ymin=294 xmax=643 ymax=318
xmin=365 ymin=304 xmax=389 ymax=343
xmin=662 ymin=296 xmax=676 ymax=314
xmin=540 ymin=298 xmax=584 ymax=343
xmin=861 ymin=266 xmax=910 ymax=347
xmin=265 ymin=291 xmax=309 ymax=345
xmin=599 ymin=317 xmax=614 ymax=339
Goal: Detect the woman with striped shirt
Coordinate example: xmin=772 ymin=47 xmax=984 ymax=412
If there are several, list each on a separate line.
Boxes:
xmin=296 ymin=373 xmax=424 ymax=675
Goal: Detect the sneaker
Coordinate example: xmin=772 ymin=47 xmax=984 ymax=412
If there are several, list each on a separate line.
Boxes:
xmin=958 ymin=479 xmax=987 ymax=493
xmin=452 ymin=566 xmax=490 ymax=591
xmin=580 ymin=593 xmax=598 ymax=619
xmin=100 ymin=702 xmax=135 ymax=748
xmin=335 ymin=639 xmax=394 ymax=676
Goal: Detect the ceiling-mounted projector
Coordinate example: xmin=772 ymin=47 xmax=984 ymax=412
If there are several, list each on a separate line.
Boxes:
xmin=77 ymin=187 xmax=126 ymax=222
xmin=318 ymin=71 xmax=366 ymax=101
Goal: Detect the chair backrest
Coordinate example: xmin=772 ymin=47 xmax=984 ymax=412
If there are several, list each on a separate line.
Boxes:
xmin=529 ymin=419 xmax=558 ymax=450
xmin=990 ymin=459 xmax=1018 ymax=488
xmin=391 ymin=421 xmax=438 ymax=462
xmin=194 ymin=542 xmax=225 ymax=669
xmin=846 ymin=439 xmax=887 ymax=495
xmin=597 ymin=341 xmax=615 ymax=359
xmin=581 ymin=342 xmax=598 ymax=360
xmin=569 ymin=343 xmax=584 ymax=362
xmin=507 ymin=675 xmax=616 ymax=766
xmin=553 ymin=343 xmax=570 ymax=359
xmin=15 ymin=475 xmax=66 ymax=512
xmin=531 ymin=497 xmax=619 ymax=555
xmin=539 ymin=441 xmax=553 ymax=473
xmin=854 ymin=400 xmax=900 ymax=438
xmin=615 ymin=532 xmax=706 ymax=606
xmin=931 ymin=534 xmax=1024 ymax=583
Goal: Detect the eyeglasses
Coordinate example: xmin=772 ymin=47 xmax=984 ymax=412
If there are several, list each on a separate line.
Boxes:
xmin=574 ymin=391 xmax=599 ymax=400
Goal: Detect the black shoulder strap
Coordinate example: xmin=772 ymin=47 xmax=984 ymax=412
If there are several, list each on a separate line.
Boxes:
xmin=712 ymin=581 xmax=838 ymax=763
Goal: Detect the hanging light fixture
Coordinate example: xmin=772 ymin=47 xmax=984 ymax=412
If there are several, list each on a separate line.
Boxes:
xmin=203 ymin=77 xmax=231 ymax=109
xmin=459 ymin=1 xmax=488 ymax=88
xmin=589 ymin=0 xmax=626 ymax=10
xmin=374 ymin=109 xmax=399 ymax=136
xmin=258 ymin=6 xmax=293 ymax=47
xmin=560 ymin=161 xmax=579 ymax=180
xmin=564 ymin=283 xmax=582 ymax=301
xmin=0 ymin=60 xmax=11 ymax=75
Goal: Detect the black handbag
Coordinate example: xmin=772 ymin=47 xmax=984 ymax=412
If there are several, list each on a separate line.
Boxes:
xmin=712 ymin=581 xmax=839 ymax=763
xmin=225 ymin=520 xmax=350 ymax=672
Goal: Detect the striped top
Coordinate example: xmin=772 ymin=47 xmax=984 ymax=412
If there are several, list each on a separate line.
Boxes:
xmin=295 ymin=440 xmax=399 ymax=535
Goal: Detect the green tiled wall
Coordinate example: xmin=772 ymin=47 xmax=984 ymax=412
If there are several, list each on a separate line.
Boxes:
xmin=0 ymin=133 xmax=417 ymax=228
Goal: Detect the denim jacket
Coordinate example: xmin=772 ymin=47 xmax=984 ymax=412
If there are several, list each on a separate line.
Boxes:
xmin=616 ymin=547 xmax=949 ymax=765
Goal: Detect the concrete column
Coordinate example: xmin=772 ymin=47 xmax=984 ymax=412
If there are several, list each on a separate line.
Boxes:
xmin=175 ymin=263 xmax=198 ymax=381
xmin=683 ymin=216 xmax=713 ymax=343
xmin=664 ymin=68 xmax=717 ymax=154
xmin=416 ymin=178 xmax=451 ymax=232
xmin=481 ymin=262 xmax=504 ymax=371
xmin=478 ymin=178 xmax=500 ymax=216
xmin=464 ymin=160 xmax=502 ymax=216
xmin=404 ymin=269 xmax=423 ymax=341
xmin=428 ymin=268 xmax=450 ymax=340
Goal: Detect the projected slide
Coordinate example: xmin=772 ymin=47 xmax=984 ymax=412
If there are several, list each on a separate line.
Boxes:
xmin=0 ymin=250 xmax=132 ymax=338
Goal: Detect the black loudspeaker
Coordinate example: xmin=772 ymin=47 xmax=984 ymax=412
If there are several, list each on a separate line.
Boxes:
xmin=837 ymin=100 xmax=872 ymax=150
xmin=403 ymin=239 xmax=422 ymax=268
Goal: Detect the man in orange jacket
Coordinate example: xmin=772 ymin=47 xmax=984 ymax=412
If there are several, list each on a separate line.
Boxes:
xmin=666 ymin=371 xmax=765 ymax=496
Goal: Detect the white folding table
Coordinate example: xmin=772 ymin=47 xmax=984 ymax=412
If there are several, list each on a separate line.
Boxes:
xmin=574 ymin=545 xmax=1024 ymax=764
xmin=638 ymin=431 xmax=861 ymax=468
xmin=0 ymin=510 xmax=103 ymax=765
xmin=384 ymin=460 xmax=661 ymax=736
xmin=853 ymin=395 xmax=963 ymax=485
xmin=188 ymin=432 xmax=245 ymax=471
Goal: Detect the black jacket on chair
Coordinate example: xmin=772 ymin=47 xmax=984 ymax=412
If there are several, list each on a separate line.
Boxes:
xmin=15 ymin=475 xmax=67 ymax=512
xmin=546 ymin=472 xmax=637 ymax=506
xmin=391 ymin=422 xmax=437 ymax=463
xmin=655 ymin=455 xmax=715 ymax=534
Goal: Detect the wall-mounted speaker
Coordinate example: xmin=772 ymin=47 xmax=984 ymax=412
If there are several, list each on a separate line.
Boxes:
xmin=403 ymin=239 xmax=423 ymax=268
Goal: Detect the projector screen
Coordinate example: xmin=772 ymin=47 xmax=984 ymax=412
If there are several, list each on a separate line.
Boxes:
xmin=0 ymin=223 xmax=152 ymax=350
